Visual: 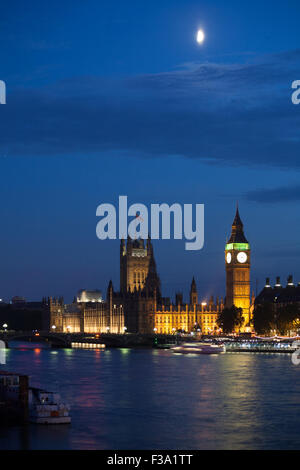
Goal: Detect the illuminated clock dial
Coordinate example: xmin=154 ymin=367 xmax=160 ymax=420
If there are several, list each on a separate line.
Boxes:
xmin=226 ymin=253 xmax=232 ymax=264
xmin=237 ymin=252 xmax=247 ymax=264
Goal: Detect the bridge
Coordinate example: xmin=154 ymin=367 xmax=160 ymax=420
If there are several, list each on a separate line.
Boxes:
xmin=0 ymin=331 xmax=72 ymax=348
xmin=0 ymin=331 xmax=179 ymax=348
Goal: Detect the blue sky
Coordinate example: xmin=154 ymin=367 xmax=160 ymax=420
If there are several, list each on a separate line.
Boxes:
xmin=0 ymin=0 xmax=300 ymax=302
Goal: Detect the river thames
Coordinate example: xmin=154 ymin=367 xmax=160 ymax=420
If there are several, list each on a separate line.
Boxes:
xmin=0 ymin=347 xmax=300 ymax=450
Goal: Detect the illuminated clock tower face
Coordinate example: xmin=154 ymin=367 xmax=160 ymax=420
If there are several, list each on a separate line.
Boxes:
xmin=226 ymin=252 xmax=232 ymax=264
xmin=237 ymin=252 xmax=247 ymax=264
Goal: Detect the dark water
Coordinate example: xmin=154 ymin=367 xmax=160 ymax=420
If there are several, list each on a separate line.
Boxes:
xmin=0 ymin=347 xmax=300 ymax=450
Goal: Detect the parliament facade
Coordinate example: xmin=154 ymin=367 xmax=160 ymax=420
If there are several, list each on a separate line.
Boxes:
xmin=50 ymin=208 xmax=253 ymax=335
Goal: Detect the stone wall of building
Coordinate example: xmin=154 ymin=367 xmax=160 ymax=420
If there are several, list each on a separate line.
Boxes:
xmin=49 ymin=294 xmax=124 ymax=334
xmin=153 ymin=298 xmax=223 ymax=335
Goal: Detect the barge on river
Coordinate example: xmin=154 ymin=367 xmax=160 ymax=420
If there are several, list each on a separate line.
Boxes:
xmin=0 ymin=371 xmax=71 ymax=424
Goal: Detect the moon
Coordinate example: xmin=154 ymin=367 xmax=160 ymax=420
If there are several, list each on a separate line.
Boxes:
xmin=196 ymin=29 xmax=205 ymax=44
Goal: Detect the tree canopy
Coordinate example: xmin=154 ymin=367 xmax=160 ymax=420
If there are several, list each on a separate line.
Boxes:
xmin=217 ymin=306 xmax=244 ymax=334
xmin=253 ymin=302 xmax=300 ymax=336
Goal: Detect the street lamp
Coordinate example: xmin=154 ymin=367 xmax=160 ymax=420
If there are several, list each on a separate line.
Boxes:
xmin=51 ymin=325 xmax=56 ymax=331
xmin=153 ymin=328 xmax=157 ymax=332
xmin=3 ymin=323 xmax=7 ymax=331
xmin=106 ymin=327 xmax=110 ymax=333
xmin=123 ymin=326 xmax=127 ymax=333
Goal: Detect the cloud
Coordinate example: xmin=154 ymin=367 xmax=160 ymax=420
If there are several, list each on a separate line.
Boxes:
xmin=1 ymin=49 xmax=300 ymax=168
xmin=245 ymin=184 xmax=300 ymax=203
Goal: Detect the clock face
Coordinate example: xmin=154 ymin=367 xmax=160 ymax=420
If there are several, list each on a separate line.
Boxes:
xmin=226 ymin=253 xmax=232 ymax=264
xmin=237 ymin=252 xmax=247 ymax=264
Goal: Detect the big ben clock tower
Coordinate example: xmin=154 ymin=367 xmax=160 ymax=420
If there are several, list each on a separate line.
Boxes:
xmin=225 ymin=207 xmax=251 ymax=328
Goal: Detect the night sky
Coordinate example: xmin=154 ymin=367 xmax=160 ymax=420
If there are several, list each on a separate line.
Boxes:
xmin=0 ymin=0 xmax=300 ymax=302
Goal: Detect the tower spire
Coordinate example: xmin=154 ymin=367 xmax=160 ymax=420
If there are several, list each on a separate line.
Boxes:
xmin=190 ymin=276 xmax=198 ymax=305
xmin=228 ymin=205 xmax=248 ymax=244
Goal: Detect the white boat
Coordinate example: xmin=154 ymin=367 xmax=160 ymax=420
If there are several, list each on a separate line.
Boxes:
xmin=171 ymin=342 xmax=225 ymax=355
xmin=29 ymin=388 xmax=71 ymax=424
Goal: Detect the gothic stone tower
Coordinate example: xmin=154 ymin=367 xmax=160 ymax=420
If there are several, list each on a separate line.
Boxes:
xmin=225 ymin=207 xmax=251 ymax=328
xmin=190 ymin=277 xmax=198 ymax=306
xmin=120 ymin=237 xmax=160 ymax=295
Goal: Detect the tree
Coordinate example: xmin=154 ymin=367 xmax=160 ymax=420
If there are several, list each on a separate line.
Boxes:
xmin=253 ymin=303 xmax=275 ymax=335
xmin=217 ymin=306 xmax=244 ymax=334
xmin=276 ymin=304 xmax=300 ymax=336
xmin=253 ymin=302 xmax=300 ymax=336
xmin=192 ymin=322 xmax=201 ymax=332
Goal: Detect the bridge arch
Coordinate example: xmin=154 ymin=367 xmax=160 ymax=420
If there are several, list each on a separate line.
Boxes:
xmin=3 ymin=333 xmax=70 ymax=348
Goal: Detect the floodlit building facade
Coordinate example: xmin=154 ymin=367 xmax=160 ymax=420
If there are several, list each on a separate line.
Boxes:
xmin=49 ymin=209 xmax=252 ymax=335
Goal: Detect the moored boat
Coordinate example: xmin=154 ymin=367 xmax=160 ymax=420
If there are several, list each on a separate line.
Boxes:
xmin=0 ymin=370 xmax=71 ymax=424
xmin=170 ymin=342 xmax=225 ymax=355
xmin=29 ymin=388 xmax=71 ymax=424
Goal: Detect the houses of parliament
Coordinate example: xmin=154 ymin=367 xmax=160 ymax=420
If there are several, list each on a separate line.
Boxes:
xmin=50 ymin=208 xmax=254 ymax=335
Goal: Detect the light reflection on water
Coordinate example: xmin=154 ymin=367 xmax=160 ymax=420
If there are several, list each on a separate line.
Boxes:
xmin=0 ymin=348 xmax=299 ymax=450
